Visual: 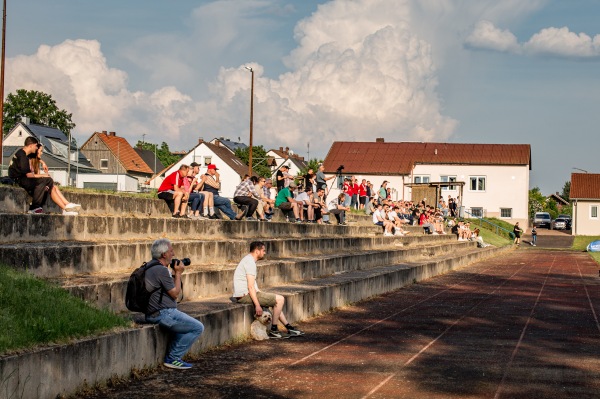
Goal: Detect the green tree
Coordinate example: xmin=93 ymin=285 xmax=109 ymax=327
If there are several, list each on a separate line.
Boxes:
xmin=135 ymin=141 xmax=180 ymax=169
xmin=3 ymin=89 xmax=76 ymax=136
xmin=561 ymin=181 xmax=571 ymax=201
xmin=528 ymin=187 xmax=545 ymax=220
xmin=234 ymin=145 xmax=272 ymax=178
xmin=298 ymin=158 xmax=323 ymax=177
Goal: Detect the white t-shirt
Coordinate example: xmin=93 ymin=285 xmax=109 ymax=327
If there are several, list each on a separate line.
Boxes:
xmin=388 ymin=211 xmax=398 ymax=221
xmin=295 ymin=192 xmax=310 ymax=204
xmin=373 ymin=209 xmax=383 ymax=224
xmin=232 ymin=254 xmax=259 ymax=297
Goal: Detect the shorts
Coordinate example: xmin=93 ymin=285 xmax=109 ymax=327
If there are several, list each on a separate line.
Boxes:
xmin=374 ymin=221 xmax=383 ymax=226
xmin=278 ymin=202 xmax=293 ymax=210
xmin=236 ymin=291 xmax=277 ymax=307
xmin=359 ymin=196 xmax=367 ymax=205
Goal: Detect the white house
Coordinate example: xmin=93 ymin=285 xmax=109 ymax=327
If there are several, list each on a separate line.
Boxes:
xmin=267 ymin=147 xmax=308 ymax=181
xmin=570 ymin=173 xmax=600 ymax=236
xmin=162 ymin=139 xmax=256 ymax=198
xmin=322 ymin=139 xmax=531 ymax=225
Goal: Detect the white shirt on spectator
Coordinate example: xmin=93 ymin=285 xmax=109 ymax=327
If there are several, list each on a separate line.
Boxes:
xmin=373 ymin=209 xmax=383 ymax=224
xmin=295 ymin=192 xmax=310 ymax=204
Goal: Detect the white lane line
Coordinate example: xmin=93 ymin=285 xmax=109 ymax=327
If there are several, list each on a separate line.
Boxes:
xmin=576 ymin=258 xmax=600 ymax=334
xmin=283 ymin=260 xmax=508 ymax=370
xmin=363 ymin=260 xmax=529 ymax=399
xmin=493 ymin=256 xmax=555 ymax=399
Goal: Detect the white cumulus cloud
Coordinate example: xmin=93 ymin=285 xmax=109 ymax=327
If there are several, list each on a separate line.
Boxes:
xmin=465 ymin=20 xmax=520 ymax=53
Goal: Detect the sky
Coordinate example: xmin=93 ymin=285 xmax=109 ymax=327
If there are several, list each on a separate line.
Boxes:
xmin=4 ymin=0 xmax=600 ymax=194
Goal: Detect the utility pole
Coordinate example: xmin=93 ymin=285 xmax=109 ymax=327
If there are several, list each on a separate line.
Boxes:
xmin=245 ymin=66 xmax=254 ymax=176
xmin=0 ymin=0 xmax=7 ymax=176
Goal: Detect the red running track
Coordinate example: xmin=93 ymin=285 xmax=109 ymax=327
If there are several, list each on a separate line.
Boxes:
xmin=84 ymin=250 xmax=600 ymax=399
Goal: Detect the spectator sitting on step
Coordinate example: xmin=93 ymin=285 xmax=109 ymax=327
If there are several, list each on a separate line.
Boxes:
xmin=365 ymin=196 xmax=376 ymax=216
xmin=190 ymin=162 xmax=215 ymax=218
xmin=158 ymin=164 xmax=190 ymax=218
xmin=8 ymin=137 xmax=80 ymax=215
xmin=261 ymin=178 xmax=275 ymax=220
xmin=233 ymin=175 xmax=263 ymax=221
xmin=295 ymin=186 xmax=317 ymax=222
xmin=328 ymin=193 xmax=350 ymax=225
xmin=183 ymin=166 xmax=205 ymax=219
xmin=418 ymin=209 xmax=435 ymax=235
xmin=28 ymin=143 xmax=81 ymax=215
xmin=388 ymin=205 xmax=410 ymax=236
xmin=201 ymin=164 xmax=244 ymax=221
xmin=275 ymin=181 xmax=302 ymax=222
xmin=373 ymin=203 xmax=394 ymax=236
xmin=253 ymin=176 xmax=274 ymax=221
xmin=472 ymin=228 xmax=489 ymax=247
xmin=144 ymin=238 xmax=204 ymax=370
xmin=233 ymin=241 xmax=304 ymax=339
xmin=311 ymin=187 xmax=328 ymax=224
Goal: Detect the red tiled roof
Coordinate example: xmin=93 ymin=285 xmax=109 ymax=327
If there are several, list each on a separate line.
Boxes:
xmin=85 ymin=132 xmax=154 ymax=175
xmin=322 ymin=141 xmax=531 ymax=175
xmin=570 ymin=173 xmax=600 ymax=199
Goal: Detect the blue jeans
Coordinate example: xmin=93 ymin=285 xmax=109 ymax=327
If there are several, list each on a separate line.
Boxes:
xmin=188 ymin=192 xmax=204 ymax=212
xmin=213 ymin=195 xmax=236 ymax=219
xmin=343 ymin=193 xmax=351 ymax=207
xmin=146 ymin=308 xmax=204 ymax=361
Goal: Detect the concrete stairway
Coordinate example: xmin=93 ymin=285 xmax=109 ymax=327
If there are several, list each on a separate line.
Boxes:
xmin=0 ymin=185 xmax=509 ymax=399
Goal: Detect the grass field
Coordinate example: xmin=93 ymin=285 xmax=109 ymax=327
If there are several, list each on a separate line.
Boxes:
xmin=0 ymin=265 xmax=130 ymax=355
xmin=572 ymin=236 xmax=600 ymax=264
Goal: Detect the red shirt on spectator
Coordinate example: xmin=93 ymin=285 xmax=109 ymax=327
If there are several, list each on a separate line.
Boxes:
xmin=359 ymin=183 xmax=367 ymax=197
xmin=343 ymin=181 xmax=351 ymax=195
xmin=352 ymin=183 xmax=360 ymax=196
xmin=158 ymin=170 xmax=185 ymax=192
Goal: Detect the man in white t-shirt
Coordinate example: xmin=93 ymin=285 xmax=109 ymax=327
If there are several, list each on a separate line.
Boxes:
xmin=372 ymin=203 xmax=394 ymax=236
xmin=232 ymin=241 xmax=305 ymax=339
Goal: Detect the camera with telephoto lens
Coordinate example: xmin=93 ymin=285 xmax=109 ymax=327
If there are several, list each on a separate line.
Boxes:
xmin=336 ymin=165 xmax=345 ymax=172
xmin=170 ymin=258 xmax=191 ymax=268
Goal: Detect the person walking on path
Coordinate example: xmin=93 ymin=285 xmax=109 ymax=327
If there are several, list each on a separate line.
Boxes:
xmin=513 ymin=222 xmax=523 ymax=246
xmin=530 ymin=226 xmax=537 ymax=246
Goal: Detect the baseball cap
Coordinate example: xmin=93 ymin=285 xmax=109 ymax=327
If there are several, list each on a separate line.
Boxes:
xmin=207 ymin=164 xmax=218 ymax=170
xmin=190 ymin=162 xmax=200 ymax=167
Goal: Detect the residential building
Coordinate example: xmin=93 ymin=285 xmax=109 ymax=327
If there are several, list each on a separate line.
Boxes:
xmin=134 ymin=146 xmax=166 ymax=190
xmin=570 ymin=173 xmax=600 ymax=236
xmin=322 ymin=139 xmax=531 ymax=224
xmin=209 ymin=137 xmax=248 ymax=154
xmin=267 ymin=147 xmax=308 ymax=182
xmin=80 ymin=131 xmax=154 ymax=190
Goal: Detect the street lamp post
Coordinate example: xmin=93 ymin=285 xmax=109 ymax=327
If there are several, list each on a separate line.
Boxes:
xmin=0 ymin=0 xmax=7 ymax=176
xmin=245 ymin=66 xmax=254 ymax=177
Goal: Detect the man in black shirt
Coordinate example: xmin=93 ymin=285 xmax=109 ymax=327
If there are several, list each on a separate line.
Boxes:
xmin=8 ymin=137 xmax=55 ymax=213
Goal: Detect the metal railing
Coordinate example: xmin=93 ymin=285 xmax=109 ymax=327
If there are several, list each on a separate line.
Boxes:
xmin=463 ymin=209 xmax=513 ymax=239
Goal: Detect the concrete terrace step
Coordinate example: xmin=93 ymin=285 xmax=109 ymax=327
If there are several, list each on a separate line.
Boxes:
xmin=55 ymin=240 xmax=477 ymax=311
xmin=0 ymin=245 xmax=511 ymax=399
xmin=0 ymin=233 xmax=456 ymax=278
xmin=0 ymin=212 xmax=394 ymax=244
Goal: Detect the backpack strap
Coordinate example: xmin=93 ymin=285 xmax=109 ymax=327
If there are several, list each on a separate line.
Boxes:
xmin=144 ymin=260 xmax=166 ymax=310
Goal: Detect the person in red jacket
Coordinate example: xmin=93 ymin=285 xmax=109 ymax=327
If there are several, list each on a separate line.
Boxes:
xmin=358 ymin=179 xmax=368 ymax=210
xmin=158 ymin=165 xmax=189 ymax=218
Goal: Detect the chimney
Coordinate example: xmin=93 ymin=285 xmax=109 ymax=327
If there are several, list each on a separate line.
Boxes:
xmin=102 ymin=130 xmax=108 ymax=135
xmin=109 ymin=131 xmax=116 ymax=137
xmin=21 ymin=116 xmax=30 ymax=125
xmin=375 ymin=138 xmax=385 ymax=143
xmin=198 ymin=138 xmax=204 ymax=144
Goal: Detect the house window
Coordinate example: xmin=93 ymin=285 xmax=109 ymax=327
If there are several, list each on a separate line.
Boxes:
xmin=469 ymin=176 xmax=486 ymax=191
xmin=441 ymin=175 xmax=457 ymax=190
xmin=18 ymin=131 xmax=22 ymax=137
xmin=100 ymin=159 xmax=109 ymax=169
xmin=500 ymin=208 xmax=512 ymax=218
xmin=414 ymin=175 xmax=430 ymax=184
xmin=471 ymin=207 xmax=484 ymax=218
xmin=591 ymin=206 xmax=598 ymax=219
xmin=204 ymin=156 xmax=212 ymax=166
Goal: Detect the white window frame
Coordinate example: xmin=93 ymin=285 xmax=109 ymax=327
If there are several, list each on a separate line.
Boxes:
xmin=100 ymin=159 xmax=109 ymax=169
xmin=471 ymin=207 xmax=484 ymax=218
xmin=413 ymin=175 xmax=430 ymax=184
xmin=441 ymin=175 xmax=457 ymax=191
xmin=591 ymin=205 xmax=599 ymax=219
xmin=204 ymin=156 xmax=212 ymax=166
xmin=469 ymin=176 xmax=486 ymax=192
xmin=500 ymin=208 xmax=512 ymax=218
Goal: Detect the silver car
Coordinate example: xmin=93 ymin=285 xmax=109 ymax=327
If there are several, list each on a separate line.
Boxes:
xmin=553 ymin=218 xmax=568 ymax=230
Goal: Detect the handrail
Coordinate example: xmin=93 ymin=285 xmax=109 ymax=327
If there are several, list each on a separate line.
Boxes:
xmin=463 ymin=209 xmax=513 ymax=238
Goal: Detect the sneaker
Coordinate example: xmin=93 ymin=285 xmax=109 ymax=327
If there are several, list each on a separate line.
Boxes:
xmin=286 ymin=325 xmax=305 ymax=336
xmin=28 ymin=207 xmax=44 ymax=214
xmin=268 ymin=329 xmax=291 ymax=339
xmin=384 ymin=231 xmax=393 ymax=237
xmin=246 ymin=217 xmax=257 ymax=221
xmin=163 ymin=357 xmax=192 ymax=370
xmin=172 ymin=213 xmax=181 ymax=218
xmin=65 ymin=203 xmax=81 ymax=212
xmin=209 ymin=214 xmax=220 ymax=220
xmin=324 ymin=221 xmax=332 ymax=225
xmin=295 ymin=218 xmax=302 ymax=223
xmin=394 ymin=230 xmax=403 ymax=236
xmin=62 ymin=210 xmax=78 ymax=216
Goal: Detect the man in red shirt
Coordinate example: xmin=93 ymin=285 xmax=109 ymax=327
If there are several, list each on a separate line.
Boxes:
xmin=358 ymin=178 xmax=367 ymax=210
xmin=158 ymin=165 xmax=189 ymax=218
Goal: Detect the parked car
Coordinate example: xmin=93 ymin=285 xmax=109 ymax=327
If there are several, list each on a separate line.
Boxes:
xmin=553 ymin=218 xmax=568 ymax=230
xmin=533 ymin=212 xmax=552 ymax=229
xmin=557 ymin=214 xmax=572 ymax=229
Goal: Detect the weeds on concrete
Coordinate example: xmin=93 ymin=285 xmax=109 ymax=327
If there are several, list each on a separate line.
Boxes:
xmin=0 ymin=265 xmax=130 ymax=355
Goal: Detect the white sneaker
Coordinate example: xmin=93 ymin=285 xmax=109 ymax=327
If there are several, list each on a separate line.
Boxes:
xmin=384 ymin=231 xmax=393 ymax=237
xmin=62 ymin=210 xmax=78 ymax=216
xmin=432 ymin=232 xmax=439 ymax=235
xmin=28 ymin=207 xmax=44 ymax=214
xmin=394 ymin=230 xmax=403 ymax=236
xmin=65 ymin=203 xmax=81 ymax=212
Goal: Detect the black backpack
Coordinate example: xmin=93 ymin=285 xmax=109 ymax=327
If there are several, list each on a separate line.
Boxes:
xmin=125 ymin=260 xmax=164 ymax=313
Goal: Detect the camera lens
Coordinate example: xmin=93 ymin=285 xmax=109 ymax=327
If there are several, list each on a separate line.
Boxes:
xmin=181 ymin=258 xmax=191 ymax=266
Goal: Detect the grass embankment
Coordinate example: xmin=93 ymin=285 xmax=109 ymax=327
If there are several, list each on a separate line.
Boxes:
xmin=465 ymin=217 xmax=513 ymax=247
xmin=0 ymin=265 xmax=130 ymax=355
xmin=572 ymin=236 xmax=600 ymax=265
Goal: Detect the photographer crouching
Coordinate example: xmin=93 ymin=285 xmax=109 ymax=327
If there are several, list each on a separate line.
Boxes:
xmin=145 ymin=238 xmax=204 ymax=370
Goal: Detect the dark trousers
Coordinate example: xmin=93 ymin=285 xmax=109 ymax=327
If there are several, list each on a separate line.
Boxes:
xmin=329 ymin=208 xmax=345 ymax=224
xmin=234 ymin=196 xmax=258 ymax=218
xmin=19 ymin=177 xmax=54 ymax=209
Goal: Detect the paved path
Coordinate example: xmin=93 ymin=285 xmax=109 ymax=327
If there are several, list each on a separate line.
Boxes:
xmin=83 ymin=250 xmax=600 ymax=399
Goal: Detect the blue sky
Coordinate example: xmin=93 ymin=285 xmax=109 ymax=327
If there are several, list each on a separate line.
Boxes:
xmin=5 ymin=0 xmax=600 ymax=194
